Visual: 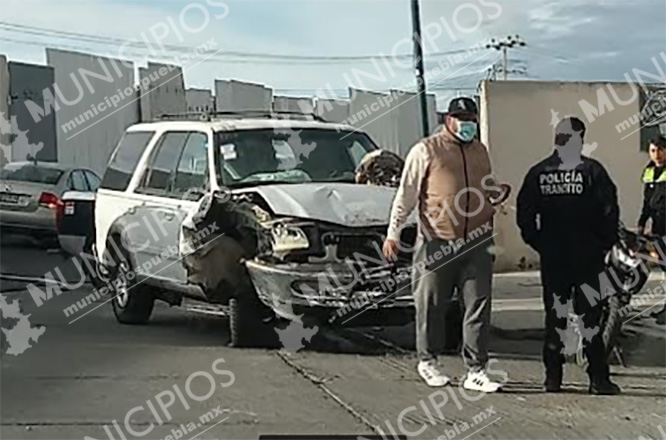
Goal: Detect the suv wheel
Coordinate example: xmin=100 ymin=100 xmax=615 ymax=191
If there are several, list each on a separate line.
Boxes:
xmin=110 ymin=245 xmax=154 ymax=325
xmin=229 ymin=292 xmax=278 ymax=348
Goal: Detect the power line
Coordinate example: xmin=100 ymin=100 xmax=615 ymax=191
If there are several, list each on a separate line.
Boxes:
xmin=0 ymin=21 xmax=473 ymax=64
xmin=516 ymin=46 xmax=570 ymax=63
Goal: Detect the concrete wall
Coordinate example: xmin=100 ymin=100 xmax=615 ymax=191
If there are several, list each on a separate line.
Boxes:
xmin=480 ymin=80 xmax=647 ymax=271
xmin=390 ymin=91 xmax=438 ymax=156
xmin=215 ymin=80 xmax=272 ymax=112
xmin=139 ymin=62 xmax=186 ymax=121
xmin=347 ymin=89 xmax=437 ymax=155
xmin=315 ymin=98 xmax=349 ymax=123
xmin=273 ymin=96 xmax=314 ymax=114
xmin=8 ymin=61 xmax=57 ymax=162
xmin=47 ymin=49 xmax=139 ymax=174
xmin=186 ymin=88 xmax=213 ymax=113
xmin=348 ymin=89 xmax=399 ymax=153
xmin=0 ymin=55 xmax=10 ymax=167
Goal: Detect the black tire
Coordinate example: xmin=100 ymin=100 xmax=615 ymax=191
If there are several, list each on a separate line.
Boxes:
xmin=110 ymin=244 xmax=154 ymax=325
xmin=229 ymin=292 xmax=278 ymax=348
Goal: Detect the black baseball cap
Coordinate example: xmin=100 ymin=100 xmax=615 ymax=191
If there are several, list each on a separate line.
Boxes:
xmin=448 ymin=97 xmax=478 ymax=115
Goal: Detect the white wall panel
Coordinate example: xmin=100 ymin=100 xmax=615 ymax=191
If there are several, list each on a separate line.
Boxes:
xmin=139 ymin=62 xmax=186 ymax=121
xmin=390 ymin=90 xmax=438 ymax=157
xmin=47 ymin=49 xmax=139 ymax=174
xmin=480 ymin=80 xmax=644 ymax=271
xmin=215 ymin=80 xmax=272 ymax=112
xmin=0 ymin=55 xmax=10 ymax=166
xmin=315 ymin=98 xmax=349 ymax=123
xmin=186 ymin=88 xmax=213 ymax=113
xmin=348 ymin=89 xmax=399 ymax=153
xmin=273 ymin=96 xmax=314 ymax=114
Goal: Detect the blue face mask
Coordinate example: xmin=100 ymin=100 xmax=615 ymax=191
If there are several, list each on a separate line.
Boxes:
xmin=454 ymin=121 xmax=478 ymax=143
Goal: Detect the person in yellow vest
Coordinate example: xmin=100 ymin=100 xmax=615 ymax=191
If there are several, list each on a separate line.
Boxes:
xmin=638 ymin=136 xmax=666 ymax=324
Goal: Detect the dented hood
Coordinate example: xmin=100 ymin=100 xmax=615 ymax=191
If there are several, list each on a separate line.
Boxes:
xmin=239 ymin=183 xmax=401 ymax=227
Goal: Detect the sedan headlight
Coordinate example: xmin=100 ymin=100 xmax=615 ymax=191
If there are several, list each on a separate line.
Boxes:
xmin=271 ymin=224 xmax=310 ymax=252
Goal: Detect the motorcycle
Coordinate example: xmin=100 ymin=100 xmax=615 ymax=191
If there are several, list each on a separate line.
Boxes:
xmin=598 ymin=225 xmax=661 ymax=361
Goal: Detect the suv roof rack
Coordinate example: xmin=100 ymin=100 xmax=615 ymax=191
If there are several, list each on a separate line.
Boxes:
xmin=156 ymin=110 xmax=328 ymax=123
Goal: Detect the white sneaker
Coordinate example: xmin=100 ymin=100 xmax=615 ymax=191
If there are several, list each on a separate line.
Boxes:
xmin=463 ymin=370 xmax=502 ymax=393
xmin=417 ymin=360 xmax=451 ymax=387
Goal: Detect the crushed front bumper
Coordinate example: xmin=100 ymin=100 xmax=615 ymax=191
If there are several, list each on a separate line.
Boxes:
xmin=244 ymin=259 xmax=414 ymax=326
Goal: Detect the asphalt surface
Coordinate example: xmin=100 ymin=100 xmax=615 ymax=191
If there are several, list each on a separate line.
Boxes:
xmin=1 ymin=235 xmax=665 ymax=440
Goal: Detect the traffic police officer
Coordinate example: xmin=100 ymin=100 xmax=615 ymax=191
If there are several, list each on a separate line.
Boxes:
xmin=638 ymin=136 xmax=666 ymax=324
xmin=516 ymin=116 xmax=621 ymax=395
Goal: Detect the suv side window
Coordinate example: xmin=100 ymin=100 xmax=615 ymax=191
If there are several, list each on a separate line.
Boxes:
xmin=100 ymin=131 xmax=155 ymax=191
xmin=172 ymin=132 xmax=209 ymax=200
xmin=136 ymin=132 xmax=189 ymax=196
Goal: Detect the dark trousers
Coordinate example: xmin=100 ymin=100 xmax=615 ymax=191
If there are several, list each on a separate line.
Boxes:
xmin=540 ymin=253 xmax=610 ymax=382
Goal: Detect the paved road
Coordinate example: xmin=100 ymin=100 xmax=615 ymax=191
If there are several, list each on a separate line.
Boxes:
xmin=1 ymin=238 xmax=665 ymax=440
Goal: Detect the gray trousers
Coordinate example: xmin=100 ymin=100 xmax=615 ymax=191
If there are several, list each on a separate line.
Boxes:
xmin=412 ymin=232 xmax=494 ymax=370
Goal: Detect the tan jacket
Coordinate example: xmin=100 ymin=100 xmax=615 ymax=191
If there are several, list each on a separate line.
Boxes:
xmin=387 ymin=128 xmax=498 ymax=241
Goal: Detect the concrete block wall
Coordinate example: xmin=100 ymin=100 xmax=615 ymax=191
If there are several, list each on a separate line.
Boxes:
xmin=273 ymin=96 xmax=314 ymax=114
xmin=480 ymin=80 xmax=646 ymax=271
xmin=8 ymin=61 xmax=58 ymax=163
xmin=315 ymin=98 xmax=350 ymax=123
xmin=347 ymin=88 xmax=437 ymax=155
xmin=186 ymin=88 xmax=214 ymax=113
xmin=139 ymin=62 xmax=187 ymax=121
xmin=215 ymin=79 xmax=272 ymax=112
xmin=46 ymin=49 xmax=139 ymax=174
xmin=0 ymin=55 xmax=10 ymax=167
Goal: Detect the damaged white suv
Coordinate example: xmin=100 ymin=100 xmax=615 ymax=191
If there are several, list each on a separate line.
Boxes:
xmin=95 ymin=113 xmax=415 ymax=347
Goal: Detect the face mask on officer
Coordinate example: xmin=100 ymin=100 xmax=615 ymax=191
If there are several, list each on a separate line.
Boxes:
xmin=447 ymin=114 xmax=478 ymax=143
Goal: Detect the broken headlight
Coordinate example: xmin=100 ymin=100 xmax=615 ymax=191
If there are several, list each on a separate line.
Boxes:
xmin=271 ymin=224 xmax=310 ymax=252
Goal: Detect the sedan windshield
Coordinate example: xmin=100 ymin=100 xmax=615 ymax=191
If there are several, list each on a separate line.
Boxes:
xmin=215 ymin=129 xmax=377 ymax=186
xmin=0 ymin=164 xmax=64 ymax=185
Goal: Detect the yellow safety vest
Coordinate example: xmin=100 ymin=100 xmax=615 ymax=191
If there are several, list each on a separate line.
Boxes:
xmin=642 ymin=166 xmax=666 ymax=183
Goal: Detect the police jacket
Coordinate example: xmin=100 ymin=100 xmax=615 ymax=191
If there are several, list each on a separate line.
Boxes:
xmin=516 ymin=151 xmax=619 ymax=256
xmin=638 ymin=162 xmax=666 ymax=236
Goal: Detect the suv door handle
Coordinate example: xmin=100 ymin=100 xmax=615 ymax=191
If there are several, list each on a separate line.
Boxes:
xmin=162 ymin=211 xmax=175 ymax=221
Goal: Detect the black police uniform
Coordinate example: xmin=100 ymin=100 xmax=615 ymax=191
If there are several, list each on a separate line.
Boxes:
xmin=516 ymin=151 xmax=619 ymax=388
xmin=639 ymin=161 xmax=666 ymax=323
xmin=639 ymin=161 xmax=666 ymax=238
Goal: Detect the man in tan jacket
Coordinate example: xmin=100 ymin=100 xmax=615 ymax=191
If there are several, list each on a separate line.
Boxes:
xmin=383 ymin=97 xmax=503 ymax=391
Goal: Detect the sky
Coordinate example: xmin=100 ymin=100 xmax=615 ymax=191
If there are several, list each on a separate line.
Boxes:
xmin=0 ymin=0 xmax=665 ymax=109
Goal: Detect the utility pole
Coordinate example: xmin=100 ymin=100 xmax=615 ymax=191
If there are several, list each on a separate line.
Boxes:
xmin=486 ymin=35 xmax=526 ymax=80
xmin=411 ymin=0 xmax=429 ymax=137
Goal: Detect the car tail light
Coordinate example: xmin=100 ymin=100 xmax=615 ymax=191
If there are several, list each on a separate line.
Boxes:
xmin=39 ymin=192 xmax=64 ymax=228
xmin=39 ymin=192 xmax=62 ymax=209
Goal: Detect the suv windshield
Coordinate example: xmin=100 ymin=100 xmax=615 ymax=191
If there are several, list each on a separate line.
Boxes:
xmin=215 ymin=129 xmax=376 ymax=186
xmin=0 ymin=164 xmax=64 ymax=185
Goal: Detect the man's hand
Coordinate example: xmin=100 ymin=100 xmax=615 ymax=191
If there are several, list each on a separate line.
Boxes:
xmin=382 ymin=238 xmax=399 ymax=261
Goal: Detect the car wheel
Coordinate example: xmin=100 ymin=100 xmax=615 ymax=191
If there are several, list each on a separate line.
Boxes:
xmin=110 ymin=245 xmax=154 ymax=325
xmin=229 ymin=292 xmax=278 ymax=348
